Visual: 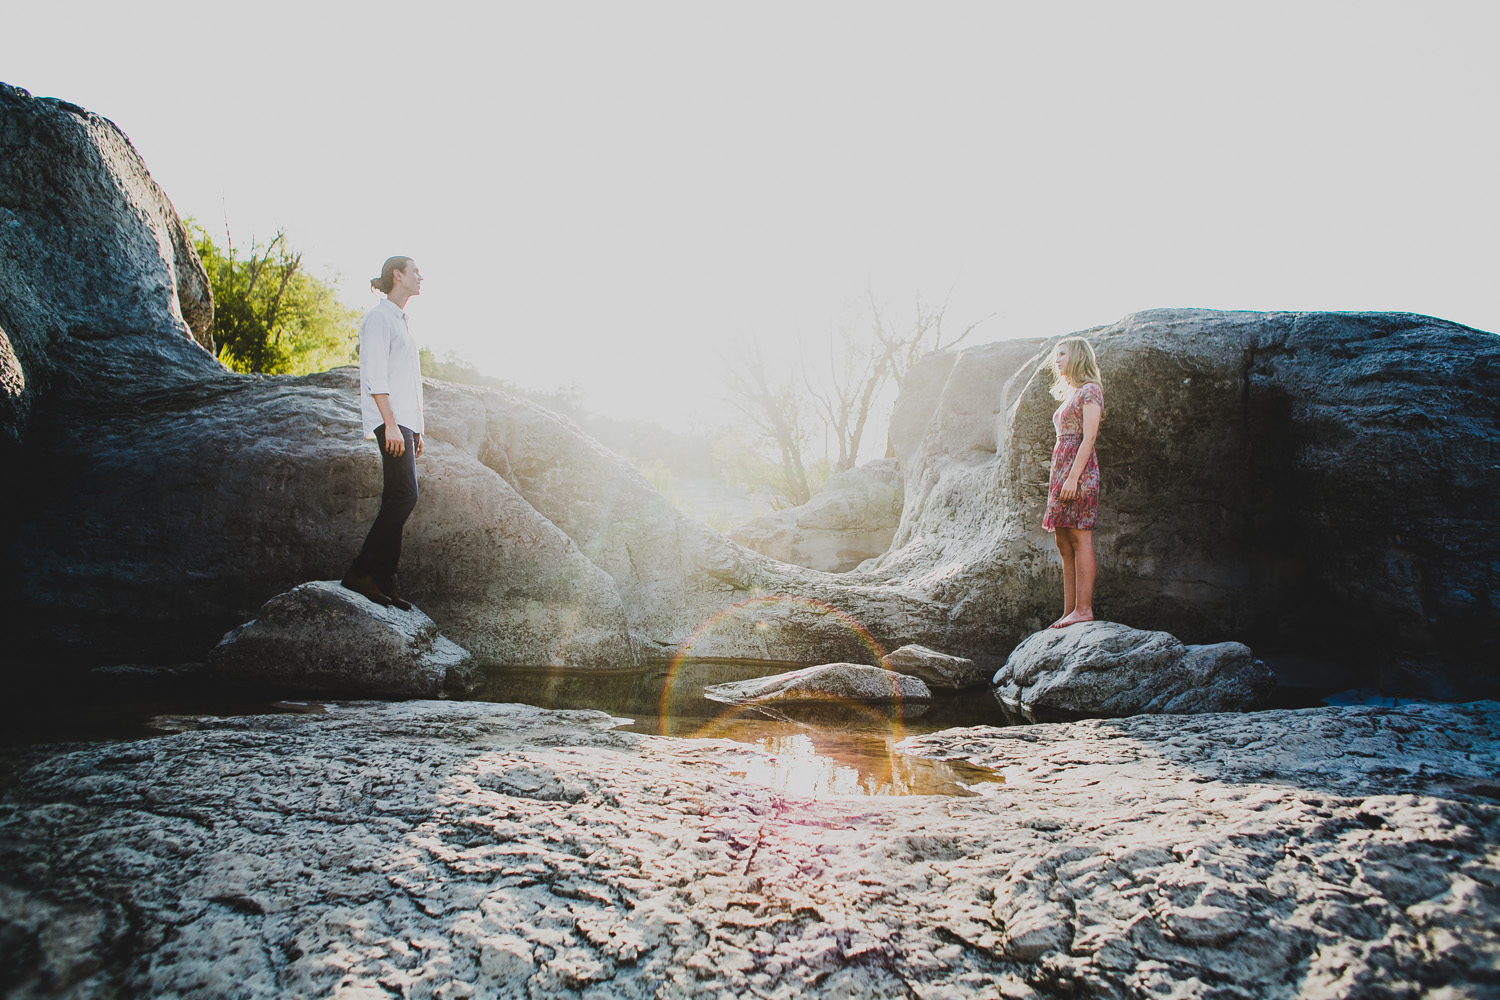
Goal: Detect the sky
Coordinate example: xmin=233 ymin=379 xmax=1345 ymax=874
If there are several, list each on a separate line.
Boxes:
xmin=4 ymin=1 xmax=1498 ymax=449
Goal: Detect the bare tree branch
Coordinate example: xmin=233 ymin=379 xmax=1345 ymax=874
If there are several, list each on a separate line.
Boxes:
xmin=723 ymin=284 xmax=991 ymax=504
xmin=723 ymin=341 xmax=813 ymax=506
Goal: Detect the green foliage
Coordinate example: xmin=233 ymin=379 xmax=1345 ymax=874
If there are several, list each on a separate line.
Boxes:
xmin=192 ymin=222 xmax=360 ymax=376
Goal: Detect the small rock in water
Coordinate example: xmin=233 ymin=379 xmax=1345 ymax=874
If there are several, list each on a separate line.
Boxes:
xmin=992 ymin=620 xmax=1274 ymax=716
xmin=89 ymin=662 xmax=209 ymax=691
xmin=884 ymin=644 xmax=986 ymax=691
xmin=208 ymin=580 xmax=476 ymax=698
xmin=704 ymin=662 xmax=932 ymax=705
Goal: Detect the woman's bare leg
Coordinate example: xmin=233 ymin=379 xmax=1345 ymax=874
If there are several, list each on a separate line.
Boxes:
xmin=1051 ymin=529 xmax=1077 ymax=627
xmin=1054 ymin=529 xmax=1095 ymax=627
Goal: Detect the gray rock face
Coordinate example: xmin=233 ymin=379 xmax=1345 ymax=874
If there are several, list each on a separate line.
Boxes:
xmin=703 ymin=662 xmax=932 ymax=704
xmin=0 ymin=699 xmax=1496 ymax=997
xmin=208 ymin=581 xmax=477 ymax=697
xmin=871 ymin=310 xmax=1500 ymax=698
xmin=0 ymin=84 xmax=937 ymax=671
xmin=992 ymin=621 xmax=1276 ymax=716
xmin=0 ymin=84 xmax=213 ymax=448
xmin=730 ymin=459 xmax=903 ymax=572
xmin=884 ymin=643 xmax=985 ymax=691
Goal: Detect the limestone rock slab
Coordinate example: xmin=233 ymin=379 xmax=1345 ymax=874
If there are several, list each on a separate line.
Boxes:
xmin=703 ymin=662 xmax=932 ymax=704
xmin=0 ymin=700 xmax=1496 ymax=997
xmin=207 ymin=581 xmax=476 ymax=697
xmin=884 ymin=643 xmax=985 ymax=691
xmin=992 ymin=620 xmax=1275 ymax=716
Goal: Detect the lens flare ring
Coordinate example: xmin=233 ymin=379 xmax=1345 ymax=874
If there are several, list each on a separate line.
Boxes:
xmin=660 ymin=594 xmax=909 ymax=743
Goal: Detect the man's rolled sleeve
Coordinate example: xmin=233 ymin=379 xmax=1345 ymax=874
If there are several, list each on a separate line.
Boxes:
xmin=361 ymin=319 xmax=392 ymax=397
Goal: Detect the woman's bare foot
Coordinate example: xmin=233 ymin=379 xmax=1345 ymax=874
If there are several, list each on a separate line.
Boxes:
xmin=1050 ymin=611 xmax=1094 ymax=628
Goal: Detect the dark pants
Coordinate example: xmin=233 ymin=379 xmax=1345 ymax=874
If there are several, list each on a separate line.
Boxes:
xmin=349 ymin=424 xmax=418 ymax=578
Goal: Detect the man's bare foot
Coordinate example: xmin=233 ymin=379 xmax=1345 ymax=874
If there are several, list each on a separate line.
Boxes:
xmin=1050 ymin=611 xmax=1094 ymax=629
xmin=1048 ymin=614 xmax=1071 ymax=629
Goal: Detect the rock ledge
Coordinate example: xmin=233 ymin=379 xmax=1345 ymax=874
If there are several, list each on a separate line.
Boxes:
xmin=0 ymin=700 xmax=1495 ymax=998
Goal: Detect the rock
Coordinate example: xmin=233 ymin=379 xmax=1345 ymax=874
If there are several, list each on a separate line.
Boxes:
xmin=703 ymin=662 xmax=932 ymax=704
xmin=884 ymin=643 xmax=985 ymax=691
xmin=0 ymin=699 xmax=1496 ymax=997
xmin=991 ymin=621 xmax=1276 ymax=716
xmin=871 ymin=310 xmax=1500 ymax=699
xmin=0 ymin=83 xmax=939 ymax=671
xmin=0 ymin=83 xmax=213 ymax=449
xmin=729 ymin=459 xmax=904 ymax=572
xmin=207 ymin=581 xmax=477 ymax=697
xmin=88 ymin=662 xmax=209 ymax=694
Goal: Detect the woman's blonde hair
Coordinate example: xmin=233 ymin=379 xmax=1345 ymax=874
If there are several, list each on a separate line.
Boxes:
xmin=1050 ymin=336 xmax=1103 ymax=400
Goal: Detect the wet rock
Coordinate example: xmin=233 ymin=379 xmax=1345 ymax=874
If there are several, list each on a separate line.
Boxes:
xmin=703 ymin=662 xmax=932 ymax=704
xmin=207 ymin=581 xmax=476 ymax=697
xmin=884 ymin=643 xmax=985 ymax=691
xmin=730 ymin=460 xmax=904 ymax=572
xmin=992 ymin=621 xmax=1275 ymax=716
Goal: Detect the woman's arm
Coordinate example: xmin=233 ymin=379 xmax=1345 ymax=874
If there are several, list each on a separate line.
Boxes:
xmin=1058 ymin=401 xmax=1102 ymax=500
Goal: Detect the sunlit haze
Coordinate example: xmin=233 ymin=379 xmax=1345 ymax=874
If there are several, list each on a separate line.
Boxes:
xmin=6 ymin=1 xmax=1497 ymax=450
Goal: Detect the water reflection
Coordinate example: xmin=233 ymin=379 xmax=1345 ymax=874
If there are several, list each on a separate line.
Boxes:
xmin=470 ymin=662 xmax=1007 ymax=798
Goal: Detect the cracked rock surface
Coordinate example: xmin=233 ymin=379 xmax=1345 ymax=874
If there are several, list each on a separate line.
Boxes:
xmin=1 ymin=701 xmax=1497 ymax=999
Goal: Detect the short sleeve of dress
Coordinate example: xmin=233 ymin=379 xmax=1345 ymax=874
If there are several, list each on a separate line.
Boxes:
xmin=1077 ymin=382 xmax=1104 ymax=414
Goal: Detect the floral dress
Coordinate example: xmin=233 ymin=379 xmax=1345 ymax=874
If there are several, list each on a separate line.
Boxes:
xmin=1043 ymin=382 xmax=1104 ymax=531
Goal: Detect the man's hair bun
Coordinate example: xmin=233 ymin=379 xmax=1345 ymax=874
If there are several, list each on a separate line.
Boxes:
xmin=371 ymin=256 xmax=414 ymax=294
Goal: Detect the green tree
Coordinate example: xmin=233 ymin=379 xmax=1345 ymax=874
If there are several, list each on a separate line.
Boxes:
xmin=192 ymin=223 xmax=360 ymax=375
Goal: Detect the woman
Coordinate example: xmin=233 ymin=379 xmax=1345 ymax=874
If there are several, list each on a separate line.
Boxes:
xmin=1042 ymin=336 xmax=1104 ymax=628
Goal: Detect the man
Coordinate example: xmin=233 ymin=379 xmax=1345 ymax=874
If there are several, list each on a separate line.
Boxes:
xmin=342 ymin=256 xmax=424 ymax=611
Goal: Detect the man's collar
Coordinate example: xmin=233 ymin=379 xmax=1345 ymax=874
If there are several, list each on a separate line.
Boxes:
xmin=379 ymin=297 xmax=406 ymax=319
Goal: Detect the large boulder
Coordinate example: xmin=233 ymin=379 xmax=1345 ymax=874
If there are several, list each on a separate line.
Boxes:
xmin=884 ymin=643 xmax=986 ymax=691
xmin=0 ymin=84 xmax=212 ymax=450
xmin=207 ymin=581 xmax=477 ymax=697
xmin=0 ymin=85 xmax=941 ymax=672
xmin=703 ymin=663 xmax=932 ymax=705
xmin=868 ymin=311 xmax=1500 ymax=698
xmin=992 ymin=621 xmax=1276 ymax=716
xmin=729 ymin=459 xmax=903 ymax=572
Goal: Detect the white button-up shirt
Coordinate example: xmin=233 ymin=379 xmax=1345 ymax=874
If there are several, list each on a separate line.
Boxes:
xmin=358 ymin=297 xmax=424 ymax=437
